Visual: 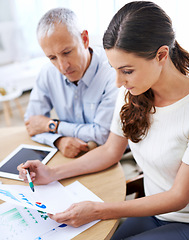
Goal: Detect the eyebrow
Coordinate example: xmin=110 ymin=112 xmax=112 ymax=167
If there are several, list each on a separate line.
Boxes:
xmin=47 ymin=47 xmax=71 ymax=58
xmin=108 ymin=62 xmax=133 ymax=69
xmin=118 ymin=65 xmax=133 ymax=69
xmin=47 ymin=54 xmax=54 ymax=58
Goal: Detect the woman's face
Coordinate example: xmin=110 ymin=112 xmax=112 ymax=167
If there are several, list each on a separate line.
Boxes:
xmin=105 ymin=48 xmax=162 ymax=96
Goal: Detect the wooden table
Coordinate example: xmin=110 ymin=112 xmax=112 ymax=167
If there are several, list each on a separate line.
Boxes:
xmin=0 ymin=126 xmax=126 ymax=240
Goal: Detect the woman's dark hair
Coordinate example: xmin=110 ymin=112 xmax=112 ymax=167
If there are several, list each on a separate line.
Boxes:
xmin=103 ymin=1 xmax=189 ymax=143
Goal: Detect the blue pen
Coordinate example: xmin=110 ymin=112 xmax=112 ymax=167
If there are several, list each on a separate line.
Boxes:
xmin=26 ymin=169 xmax=35 ymax=192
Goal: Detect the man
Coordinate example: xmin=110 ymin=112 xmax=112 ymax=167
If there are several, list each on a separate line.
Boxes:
xmin=25 ymin=8 xmax=118 ymax=158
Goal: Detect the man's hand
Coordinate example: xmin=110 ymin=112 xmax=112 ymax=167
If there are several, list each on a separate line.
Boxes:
xmin=54 ymin=137 xmax=89 ymax=158
xmin=25 ymin=115 xmax=50 ymax=136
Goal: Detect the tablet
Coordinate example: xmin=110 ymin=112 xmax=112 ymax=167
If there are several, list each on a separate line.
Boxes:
xmin=0 ymin=144 xmax=57 ymax=181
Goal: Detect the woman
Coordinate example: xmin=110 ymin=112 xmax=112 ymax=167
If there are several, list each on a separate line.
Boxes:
xmin=18 ymin=1 xmax=189 ymax=239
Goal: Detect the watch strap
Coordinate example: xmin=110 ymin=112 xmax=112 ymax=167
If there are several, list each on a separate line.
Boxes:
xmin=53 ymin=119 xmax=60 ymax=133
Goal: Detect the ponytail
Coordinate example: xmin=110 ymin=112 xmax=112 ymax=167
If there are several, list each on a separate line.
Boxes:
xmin=171 ymin=41 xmax=189 ymax=75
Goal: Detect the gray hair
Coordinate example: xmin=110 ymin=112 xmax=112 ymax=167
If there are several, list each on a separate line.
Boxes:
xmin=37 ymin=8 xmax=82 ymax=41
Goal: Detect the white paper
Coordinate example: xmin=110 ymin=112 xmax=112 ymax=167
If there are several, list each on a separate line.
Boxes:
xmin=0 ymin=181 xmax=74 ymax=214
xmin=34 ymin=181 xmax=103 ymax=240
xmin=0 ymin=181 xmax=103 ymax=240
xmin=65 ymin=181 xmax=103 ymax=203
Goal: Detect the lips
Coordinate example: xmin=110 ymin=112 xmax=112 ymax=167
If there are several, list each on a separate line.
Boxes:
xmin=124 ymin=86 xmax=134 ymax=90
xmin=62 ymin=68 xmax=75 ymax=75
xmin=67 ymin=70 xmax=75 ymax=75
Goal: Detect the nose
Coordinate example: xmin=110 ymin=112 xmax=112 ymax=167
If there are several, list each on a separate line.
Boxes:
xmin=116 ymin=74 xmax=126 ymax=88
xmin=58 ymin=57 xmax=70 ymax=74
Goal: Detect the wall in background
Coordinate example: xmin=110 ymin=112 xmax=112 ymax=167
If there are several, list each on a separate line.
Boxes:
xmin=0 ymin=0 xmax=188 ymax=66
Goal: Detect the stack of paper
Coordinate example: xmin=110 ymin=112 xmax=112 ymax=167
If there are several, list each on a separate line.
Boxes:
xmin=0 ymin=181 xmax=103 ymax=240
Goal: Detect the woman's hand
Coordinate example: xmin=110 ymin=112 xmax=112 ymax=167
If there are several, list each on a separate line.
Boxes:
xmin=17 ymin=160 xmax=54 ymax=185
xmin=48 ymin=201 xmax=103 ymax=227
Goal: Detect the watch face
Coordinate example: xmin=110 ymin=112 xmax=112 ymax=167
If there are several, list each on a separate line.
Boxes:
xmin=48 ymin=120 xmax=59 ymax=133
xmin=49 ymin=122 xmax=56 ymax=130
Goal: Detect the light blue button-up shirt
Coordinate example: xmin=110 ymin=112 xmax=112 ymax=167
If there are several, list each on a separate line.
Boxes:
xmin=25 ymin=47 xmax=118 ymax=147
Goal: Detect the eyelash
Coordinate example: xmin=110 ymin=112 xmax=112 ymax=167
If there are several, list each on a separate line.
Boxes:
xmin=50 ymin=57 xmax=56 ymax=61
xmin=122 ymin=70 xmax=133 ymax=75
xmin=49 ymin=50 xmax=72 ymax=61
xmin=64 ymin=51 xmax=71 ymax=55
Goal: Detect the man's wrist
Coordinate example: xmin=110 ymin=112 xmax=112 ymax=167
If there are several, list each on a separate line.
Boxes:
xmin=54 ymin=137 xmax=62 ymax=148
xmin=47 ymin=119 xmax=60 ymax=133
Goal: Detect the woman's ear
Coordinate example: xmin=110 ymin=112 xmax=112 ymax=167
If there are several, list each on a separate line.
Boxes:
xmin=156 ymin=45 xmax=169 ymax=63
xmin=81 ymin=30 xmax=89 ymax=48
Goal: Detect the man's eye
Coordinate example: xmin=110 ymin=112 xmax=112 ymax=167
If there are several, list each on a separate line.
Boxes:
xmin=50 ymin=57 xmax=56 ymax=61
xmin=64 ymin=51 xmax=71 ymax=55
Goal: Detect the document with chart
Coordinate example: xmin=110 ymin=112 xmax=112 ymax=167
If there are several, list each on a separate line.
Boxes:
xmin=0 ymin=181 xmax=103 ymax=240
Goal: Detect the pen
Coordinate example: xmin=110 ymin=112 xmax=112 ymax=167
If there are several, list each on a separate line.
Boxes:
xmin=26 ymin=169 xmax=35 ymax=192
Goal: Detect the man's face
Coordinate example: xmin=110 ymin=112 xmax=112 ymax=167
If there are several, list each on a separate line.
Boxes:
xmin=39 ymin=24 xmax=90 ymax=82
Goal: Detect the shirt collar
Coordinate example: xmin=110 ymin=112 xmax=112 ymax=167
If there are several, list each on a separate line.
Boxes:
xmin=80 ymin=48 xmax=98 ymax=87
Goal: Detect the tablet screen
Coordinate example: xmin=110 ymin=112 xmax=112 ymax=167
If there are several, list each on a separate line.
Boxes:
xmin=0 ymin=144 xmax=57 ymax=181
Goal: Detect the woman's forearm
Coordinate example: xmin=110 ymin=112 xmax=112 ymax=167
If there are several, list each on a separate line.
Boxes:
xmin=98 ymin=190 xmax=187 ymax=221
xmin=51 ymin=143 xmax=121 ymax=181
xmin=51 ymin=133 xmax=127 ymax=181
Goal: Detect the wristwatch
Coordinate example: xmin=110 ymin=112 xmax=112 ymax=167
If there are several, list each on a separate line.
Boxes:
xmin=48 ymin=119 xmax=60 ymax=133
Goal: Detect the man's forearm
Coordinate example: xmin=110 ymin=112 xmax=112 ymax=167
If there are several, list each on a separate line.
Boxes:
xmin=31 ymin=133 xmax=62 ymax=148
xmin=57 ymin=121 xmax=109 ymax=145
